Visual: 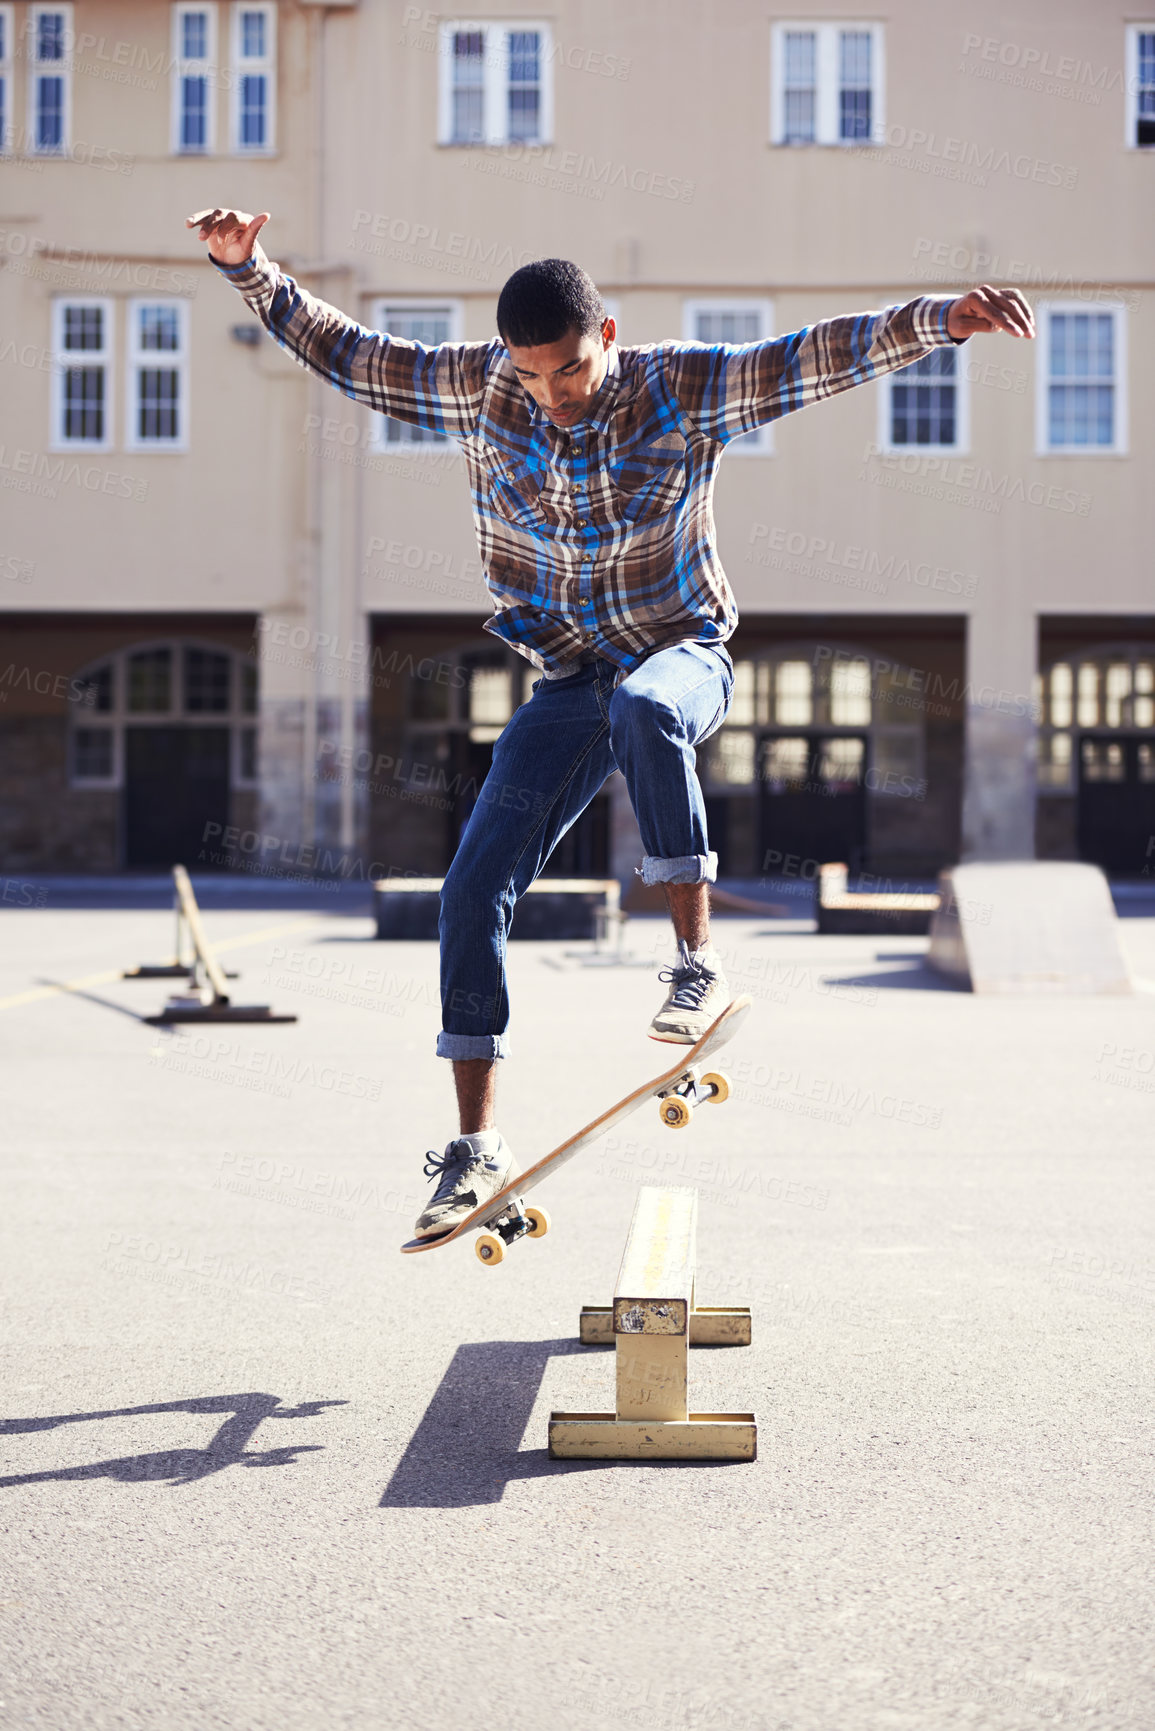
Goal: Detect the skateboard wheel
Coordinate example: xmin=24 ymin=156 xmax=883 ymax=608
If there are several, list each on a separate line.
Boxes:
xmin=475 ymin=1233 xmax=505 ymax=1266
xmin=659 ymin=1096 xmax=693 ymax=1130
xmin=702 ymin=1070 xmax=731 ymax=1105
xmin=524 ymin=1206 xmax=550 ymax=1239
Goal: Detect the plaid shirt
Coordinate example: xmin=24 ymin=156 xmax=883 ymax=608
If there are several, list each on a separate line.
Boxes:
xmin=217 ymin=248 xmax=960 ymax=674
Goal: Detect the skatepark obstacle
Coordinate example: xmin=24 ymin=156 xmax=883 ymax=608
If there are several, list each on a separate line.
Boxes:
xmin=548 ymin=1186 xmax=756 ymax=1461
xmin=143 ymin=866 xmax=297 ymax=1025
xmin=124 ymin=870 xmax=239 ymax=983
xmin=927 ymin=861 xmax=1131 ymax=994
xmin=372 ymin=875 xmax=620 ymax=941
xmin=816 ymin=862 xmax=940 ymax=935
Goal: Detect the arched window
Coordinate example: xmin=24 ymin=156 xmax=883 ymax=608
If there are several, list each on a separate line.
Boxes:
xmin=1036 ymin=646 xmax=1155 ymax=792
xmin=701 ymin=645 xmax=926 ymax=797
xmin=69 ymin=641 xmax=258 ymax=789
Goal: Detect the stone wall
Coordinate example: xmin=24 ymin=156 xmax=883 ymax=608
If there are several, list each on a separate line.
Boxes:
xmin=0 ymin=717 xmax=118 ymax=871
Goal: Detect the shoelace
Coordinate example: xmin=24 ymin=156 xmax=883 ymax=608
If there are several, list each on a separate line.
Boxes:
xmin=422 ymin=1142 xmax=483 ymax=1203
xmin=657 ymin=944 xmax=716 ymax=1011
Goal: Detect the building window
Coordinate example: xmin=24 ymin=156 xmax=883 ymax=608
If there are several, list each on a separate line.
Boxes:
xmin=775 ymin=660 xmax=812 ymax=725
xmin=173 ymin=3 xmax=271 ymax=156
xmin=449 ymin=29 xmax=484 ymax=142
xmin=0 ymin=6 xmax=13 ymax=154
xmin=1036 ymin=303 xmax=1127 ymax=455
xmin=881 ymin=347 xmax=968 ymax=453
xmin=126 ymin=300 xmax=189 ymax=450
xmin=682 ymin=299 xmax=774 ymax=453
xmin=437 ymin=21 xmax=553 ymax=146
xmin=29 ymin=4 xmax=72 ymax=153
xmin=507 ymin=30 xmax=542 ymax=141
xmin=830 ymin=659 xmax=872 ymax=726
xmin=1037 ymin=650 xmax=1155 ymax=793
xmin=761 ymin=736 xmax=810 ymax=789
xmin=370 ymin=301 xmax=462 ymax=448
xmin=69 ymin=641 xmax=257 ymax=788
xmin=230 ymin=2 xmax=275 ymax=152
xmin=1126 ymin=26 xmax=1155 ymax=147
xmin=708 ymin=729 xmax=758 ymax=787
xmin=73 ymin=727 xmax=116 ymax=782
xmin=172 ymin=4 xmax=217 ymax=154
xmin=465 ymin=665 xmax=514 ymax=743
xmin=83 ymin=662 xmax=114 ymax=711
xmin=838 ymin=30 xmax=873 ymax=140
xmin=127 ymin=646 xmax=173 ymax=712
xmin=770 ymin=22 xmax=884 ymax=146
xmin=52 ymin=299 xmax=112 ymax=450
xmin=240 ymin=658 xmax=257 ymax=714
xmin=184 ymin=647 xmax=231 ymax=711
xmin=781 ymin=30 xmax=816 ymax=143
xmin=701 ymin=647 xmax=924 ymax=798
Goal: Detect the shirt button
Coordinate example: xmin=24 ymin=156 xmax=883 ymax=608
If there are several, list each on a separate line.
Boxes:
xmin=576 ymin=520 xmax=588 ymax=529
xmin=581 ymin=553 xmax=592 ymax=563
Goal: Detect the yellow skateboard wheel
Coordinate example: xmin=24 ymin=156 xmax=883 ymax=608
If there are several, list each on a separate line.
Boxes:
xmin=659 ymin=1096 xmax=693 ymax=1129
xmin=702 ymin=1070 xmax=731 ymax=1105
xmin=475 ymin=1233 xmax=505 ymax=1265
xmin=524 ymin=1206 xmax=550 ymax=1238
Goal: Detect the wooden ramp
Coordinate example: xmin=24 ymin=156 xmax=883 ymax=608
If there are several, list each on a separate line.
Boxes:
xmin=927 ymin=862 xmax=1131 ymax=995
xmin=143 ymin=866 xmax=297 ymax=1024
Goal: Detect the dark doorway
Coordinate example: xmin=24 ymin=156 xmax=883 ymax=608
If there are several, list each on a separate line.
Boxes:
xmin=1077 ymin=736 xmax=1155 ymax=875
xmin=124 ymin=726 xmax=230 ymax=868
xmin=446 ymin=733 xmax=610 ymax=878
xmin=542 ymin=790 xmax=610 ymax=878
xmin=759 ymin=732 xmax=867 ymax=872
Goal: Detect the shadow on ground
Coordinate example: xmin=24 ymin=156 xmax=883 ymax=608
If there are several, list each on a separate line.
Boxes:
xmin=823 ymin=958 xmax=961 ymax=992
xmin=383 ymin=1339 xmax=600 ymax=1509
xmin=382 ymin=1338 xmax=741 ymax=1508
xmin=0 ymin=1393 xmax=344 ymax=1488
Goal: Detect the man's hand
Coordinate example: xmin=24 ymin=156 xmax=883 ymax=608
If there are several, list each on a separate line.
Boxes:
xmin=185 ymin=207 xmax=270 ymax=267
xmin=946 ymin=285 xmax=1035 ymax=341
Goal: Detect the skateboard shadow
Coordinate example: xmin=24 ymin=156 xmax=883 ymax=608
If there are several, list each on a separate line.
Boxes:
xmin=0 ymin=1392 xmax=345 ymax=1489
xmin=382 ymin=1339 xmax=606 ymax=1508
xmin=821 ymin=958 xmax=960 ymax=992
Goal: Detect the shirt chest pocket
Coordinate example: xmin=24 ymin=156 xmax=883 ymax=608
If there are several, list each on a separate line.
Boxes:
xmin=608 ymin=431 xmax=688 ymax=524
xmin=486 ymin=453 xmax=547 ymax=529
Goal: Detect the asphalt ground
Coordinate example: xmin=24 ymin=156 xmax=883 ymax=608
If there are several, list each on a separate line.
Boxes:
xmin=1 ymin=897 xmax=1153 ymax=1731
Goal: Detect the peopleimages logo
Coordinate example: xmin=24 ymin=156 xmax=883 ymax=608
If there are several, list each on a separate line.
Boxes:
xmin=745 ymin=525 xmax=979 ymax=597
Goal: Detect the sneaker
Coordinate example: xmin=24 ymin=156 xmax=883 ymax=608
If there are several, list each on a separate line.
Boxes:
xmin=649 ymin=940 xmax=729 ymax=1043
xmin=412 ymin=1132 xmax=515 ymax=1240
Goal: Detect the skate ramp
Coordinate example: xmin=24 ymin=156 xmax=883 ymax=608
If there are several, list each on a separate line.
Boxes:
xmin=927 ymin=862 xmax=1131 ymax=995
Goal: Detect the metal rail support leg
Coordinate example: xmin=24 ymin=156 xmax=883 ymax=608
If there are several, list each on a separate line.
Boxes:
xmin=548 ymin=1186 xmax=756 ymax=1461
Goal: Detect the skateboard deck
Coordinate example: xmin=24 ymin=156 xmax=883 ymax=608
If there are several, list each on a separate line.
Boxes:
xmin=401 ymin=995 xmax=752 ymax=1264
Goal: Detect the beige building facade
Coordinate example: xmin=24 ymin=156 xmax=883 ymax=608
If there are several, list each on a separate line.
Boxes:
xmin=1 ymin=0 xmax=1151 ymax=883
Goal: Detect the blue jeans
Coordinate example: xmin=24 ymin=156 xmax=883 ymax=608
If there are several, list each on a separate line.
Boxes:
xmin=437 ymin=642 xmax=734 ymax=1060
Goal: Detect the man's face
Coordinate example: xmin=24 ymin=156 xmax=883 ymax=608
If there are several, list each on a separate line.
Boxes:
xmin=506 ymin=318 xmax=617 ymax=427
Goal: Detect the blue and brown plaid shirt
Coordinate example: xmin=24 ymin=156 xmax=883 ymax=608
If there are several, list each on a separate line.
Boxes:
xmin=217 ymin=248 xmax=960 ymax=674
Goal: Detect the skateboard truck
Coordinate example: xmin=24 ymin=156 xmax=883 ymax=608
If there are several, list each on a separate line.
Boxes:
xmin=475 ymin=1197 xmax=551 ymax=1265
xmin=654 ymin=1067 xmax=730 ymax=1130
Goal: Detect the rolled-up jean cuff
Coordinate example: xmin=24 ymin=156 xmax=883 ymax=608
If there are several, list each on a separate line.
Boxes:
xmin=436 ymin=1032 xmax=509 ymax=1061
xmin=641 ymin=852 xmax=718 ymax=886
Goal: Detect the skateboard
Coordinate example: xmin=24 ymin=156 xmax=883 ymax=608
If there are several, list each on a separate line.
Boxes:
xmin=400 ymin=995 xmax=752 ymax=1266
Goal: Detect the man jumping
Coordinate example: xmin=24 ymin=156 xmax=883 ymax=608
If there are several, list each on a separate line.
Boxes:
xmin=188 ymin=205 xmax=1034 ymax=1240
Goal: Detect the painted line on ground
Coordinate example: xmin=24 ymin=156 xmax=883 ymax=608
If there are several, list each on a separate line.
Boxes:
xmin=0 ymin=919 xmax=330 ymax=1012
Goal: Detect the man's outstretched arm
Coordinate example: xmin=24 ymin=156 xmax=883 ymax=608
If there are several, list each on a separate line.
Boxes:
xmin=186 ymin=207 xmax=493 ymax=439
xmin=665 ymin=285 xmax=1034 ymax=443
